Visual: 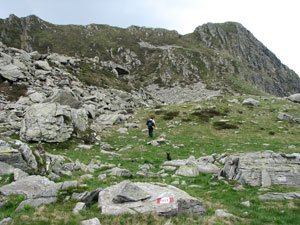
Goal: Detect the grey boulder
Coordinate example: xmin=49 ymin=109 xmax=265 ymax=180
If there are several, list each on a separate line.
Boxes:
xmin=81 ymin=218 xmax=101 ymax=225
xmin=0 ymin=140 xmax=36 ymax=173
xmin=28 ymin=92 xmax=46 ymax=103
xmin=0 ymin=64 xmax=25 ymax=81
xmin=288 ymin=93 xmax=300 ymax=103
xmin=109 ymin=168 xmax=131 ymax=177
xmin=277 ymin=112 xmax=294 ymax=121
xmin=34 ymin=60 xmax=52 ymax=71
xmin=20 ymin=103 xmax=74 ymax=142
xmin=98 ymin=180 xmax=206 ymax=216
xmin=15 ymin=197 xmax=57 ymax=211
xmin=242 ymin=98 xmax=260 ymax=106
xmin=163 ymin=159 xmax=187 ymax=167
xmin=175 ymin=161 xmax=199 ymax=177
xmin=15 ymin=140 xmax=38 ymax=172
xmin=13 ymin=168 xmax=29 ymax=181
xmin=164 ymin=156 xmax=220 ymax=175
xmin=94 ymin=114 xmax=128 ymax=127
xmin=0 ymin=175 xmax=61 ymax=198
xmin=0 ymin=218 xmax=12 ymax=225
xmin=215 ymin=209 xmax=236 ymax=218
xmin=45 ymin=89 xmax=82 ymax=109
xmin=71 ymin=108 xmax=88 ymax=132
xmin=0 ymin=175 xmax=78 ymax=210
xmin=196 ymin=161 xmax=220 ymax=174
xmin=112 ymin=180 xmax=151 ymax=203
xmin=72 ymin=188 xmax=102 ymax=205
xmin=0 ymin=161 xmax=14 ymax=175
xmin=73 ymin=202 xmax=86 ymax=214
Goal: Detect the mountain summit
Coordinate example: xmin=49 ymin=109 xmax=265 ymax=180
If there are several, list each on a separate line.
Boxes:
xmin=0 ymin=14 xmax=299 ymax=97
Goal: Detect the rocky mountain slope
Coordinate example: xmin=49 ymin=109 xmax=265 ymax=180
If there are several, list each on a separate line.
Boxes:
xmin=1 ymin=14 xmax=300 ymax=98
xmin=0 ymin=41 xmax=162 ymax=138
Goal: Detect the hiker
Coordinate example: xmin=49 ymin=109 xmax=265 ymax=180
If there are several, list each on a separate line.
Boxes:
xmin=146 ymin=117 xmax=156 ymax=138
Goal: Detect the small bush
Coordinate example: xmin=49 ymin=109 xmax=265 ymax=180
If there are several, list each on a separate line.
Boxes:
xmin=155 ymin=110 xmax=166 ymax=115
xmin=44 ymin=139 xmax=74 ymax=151
xmin=224 ymin=108 xmax=231 ymax=113
xmin=82 ymin=134 xmax=96 ymax=145
xmin=213 ymin=121 xmax=238 ymax=130
xmin=162 ymin=111 xmax=180 ymax=120
xmin=191 ymin=112 xmax=210 ymax=122
xmin=191 ymin=109 xmax=226 ymax=122
xmin=182 ymin=118 xmax=192 ymax=122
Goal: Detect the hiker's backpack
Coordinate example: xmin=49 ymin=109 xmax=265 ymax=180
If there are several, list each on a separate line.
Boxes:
xmin=147 ymin=120 xmax=154 ymax=128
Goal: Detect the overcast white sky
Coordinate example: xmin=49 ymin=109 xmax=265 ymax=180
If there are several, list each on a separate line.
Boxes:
xmin=1 ymin=0 xmax=299 ymax=76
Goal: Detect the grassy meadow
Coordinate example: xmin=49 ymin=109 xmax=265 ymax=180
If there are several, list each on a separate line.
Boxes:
xmin=1 ymin=95 xmax=300 ymax=224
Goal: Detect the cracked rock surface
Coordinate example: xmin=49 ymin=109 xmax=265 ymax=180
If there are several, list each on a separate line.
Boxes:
xmin=20 ymin=103 xmax=73 ymax=142
xmin=220 ymin=151 xmax=300 ymax=186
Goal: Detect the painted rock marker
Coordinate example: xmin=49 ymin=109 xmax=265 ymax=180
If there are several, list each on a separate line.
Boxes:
xmin=157 ymin=197 xmax=174 ymax=204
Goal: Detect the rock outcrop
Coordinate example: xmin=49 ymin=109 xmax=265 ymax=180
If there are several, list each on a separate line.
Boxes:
xmin=0 ymin=138 xmax=100 ymax=178
xmin=163 ymin=155 xmax=222 ymax=177
xmin=220 ymin=151 xmax=300 ymax=187
xmin=259 ymin=192 xmax=300 ymax=200
xmin=194 ymin=22 xmax=300 ymax=96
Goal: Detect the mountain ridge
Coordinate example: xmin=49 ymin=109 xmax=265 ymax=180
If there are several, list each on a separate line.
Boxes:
xmin=0 ymin=14 xmax=300 ymax=97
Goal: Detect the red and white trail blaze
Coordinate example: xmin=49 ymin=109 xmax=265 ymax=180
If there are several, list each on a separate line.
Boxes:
xmin=156 ymin=197 xmax=174 ymax=204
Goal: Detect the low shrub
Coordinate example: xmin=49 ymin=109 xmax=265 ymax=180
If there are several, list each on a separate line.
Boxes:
xmin=213 ymin=121 xmax=239 ymax=130
xmin=154 ymin=110 xmax=166 ymax=115
xmin=191 ymin=109 xmax=226 ymax=122
xmin=162 ymin=111 xmax=180 ymax=120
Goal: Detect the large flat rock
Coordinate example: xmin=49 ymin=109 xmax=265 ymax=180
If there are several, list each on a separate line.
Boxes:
xmin=98 ymin=180 xmax=206 ymax=217
xmin=0 ymin=175 xmax=61 ymax=198
xmin=220 ymin=151 xmax=300 ymax=186
xmin=259 ymin=192 xmax=300 ymax=200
